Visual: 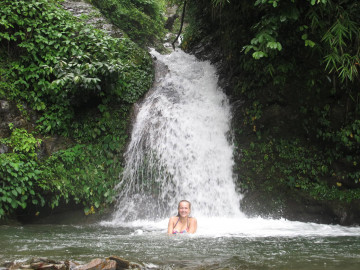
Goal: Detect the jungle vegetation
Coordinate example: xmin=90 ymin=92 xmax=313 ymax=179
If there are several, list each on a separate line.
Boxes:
xmin=0 ymin=0 xmax=165 ymax=220
xmin=182 ymin=0 xmax=360 ymax=221
xmin=1 ymin=0 xmax=360 ymax=224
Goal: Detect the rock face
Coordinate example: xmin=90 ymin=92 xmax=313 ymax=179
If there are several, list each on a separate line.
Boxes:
xmin=0 ymin=100 xmax=24 ymax=140
xmin=2 ymin=257 xmax=140 ymax=270
xmin=60 ymin=0 xmax=123 ymax=38
xmin=74 ymin=258 xmax=115 ymax=270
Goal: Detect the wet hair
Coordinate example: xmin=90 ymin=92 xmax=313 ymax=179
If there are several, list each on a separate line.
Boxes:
xmin=177 ymin=200 xmax=191 ymax=217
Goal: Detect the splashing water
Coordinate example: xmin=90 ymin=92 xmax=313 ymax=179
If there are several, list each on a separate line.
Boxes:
xmin=112 ymin=49 xmax=242 ymax=221
xmin=106 ymin=48 xmax=360 ymax=242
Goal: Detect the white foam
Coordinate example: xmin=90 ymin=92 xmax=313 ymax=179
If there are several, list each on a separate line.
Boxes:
xmin=100 ymin=216 xmax=360 ymax=237
xmin=112 ymin=49 xmax=242 ymax=221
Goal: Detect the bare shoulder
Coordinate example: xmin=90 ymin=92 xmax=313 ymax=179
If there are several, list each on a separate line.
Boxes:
xmin=188 ymin=217 xmax=197 ymax=233
xmin=189 ymin=217 xmax=197 ymax=223
xmin=169 ymin=216 xmax=178 ymax=222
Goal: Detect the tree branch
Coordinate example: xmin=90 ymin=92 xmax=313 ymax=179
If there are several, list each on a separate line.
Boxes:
xmin=172 ymin=0 xmax=187 ymax=50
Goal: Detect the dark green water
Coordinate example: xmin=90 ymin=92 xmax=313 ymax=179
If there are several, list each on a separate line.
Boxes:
xmin=1 ymin=223 xmax=360 ymax=270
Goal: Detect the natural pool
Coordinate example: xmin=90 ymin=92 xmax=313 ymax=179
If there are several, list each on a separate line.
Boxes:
xmin=1 ymin=217 xmax=360 ymax=270
xmin=3 ymin=46 xmax=359 ymax=270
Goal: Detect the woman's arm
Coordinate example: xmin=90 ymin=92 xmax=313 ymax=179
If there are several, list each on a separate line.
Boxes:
xmin=167 ymin=217 xmax=175 ymax=234
xmin=188 ymin=217 xmax=197 ymax=233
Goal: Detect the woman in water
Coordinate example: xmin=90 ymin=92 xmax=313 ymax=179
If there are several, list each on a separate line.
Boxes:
xmin=167 ymin=200 xmax=197 ymax=234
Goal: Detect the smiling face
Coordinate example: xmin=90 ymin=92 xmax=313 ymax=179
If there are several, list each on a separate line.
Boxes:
xmin=178 ymin=201 xmax=191 ymax=218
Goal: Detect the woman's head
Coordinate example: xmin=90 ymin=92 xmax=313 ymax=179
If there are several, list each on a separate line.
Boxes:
xmin=177 ymin=200 xmax=191 ymax=217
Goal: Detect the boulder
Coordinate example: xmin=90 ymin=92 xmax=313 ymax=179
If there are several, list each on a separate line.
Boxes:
xmin=100 ymin=260 xmax=116 ymax=270
xmin=107 ymin=257 xmax=129 ymax=270
xmin=75 ymin=258 xmax=104 ymax=270
xmin=65 ymin=260 xmax=80 ymax=270
xmin=75 ymin=258 xmax=116 ymax=270
xmin=109 ymin=256 xmax=140 ymax=270
xmin=28 ymin=258 xmax=65 ymax=270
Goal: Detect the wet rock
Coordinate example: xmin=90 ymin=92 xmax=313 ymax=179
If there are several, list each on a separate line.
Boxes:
xmin=2 ymin=257 xmax=141 ymax=270
xmin=0 ymin=144 xmax=9 ymax=154
xmin=19 ymin=264 xmax=32 ymax=269
xmin=0 ymin=100 xmax=14 ymax=138
xmin=75 ymin=258 xmax=116 ymax=270
xmin=60 ymin=0 xmax=123 ymax=38
xmin=65 ymin=260 xmax=80 ymax=270
xmin=0 ymin=100 xmax=10 ymax=112
xmin=73 ymin=257 xmax=139 ymax=270
xmin=40 ymin=264 xmax=65 ymax=270
xmin=107 ymin=256 xmax=133 ymax=270
xmin=39 ymin=135 xmax=72 ymax=157
xmin=31 ymin=258 xmax=60 ymax=265
xmin=165 ymin=14 xmax=179 ymax=30
xmin=100 ymin=261 xmax=116 ymax=270
xmin=21 ymin=258 xmax=65 ymax=270
xmin=1 ymin=261 xmax=20 ymax=270
xmin=0 ymin=100 xmax=33 ymax=139
xmin=30 ymin=262 xmax=44 ymax=269
xmin=30 ymin=262 xmax=64 ymax=270
xmin=1 ymin=258 xmax=66 ymax=270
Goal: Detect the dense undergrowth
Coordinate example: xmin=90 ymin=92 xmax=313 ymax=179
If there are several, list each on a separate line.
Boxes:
xmin=89 ymin=0 xmax=166 ymax=47
xmin=0 ymin=0 xmax=162 ymax=220
xmin=183 ymin=0 xmax=360 ymax=221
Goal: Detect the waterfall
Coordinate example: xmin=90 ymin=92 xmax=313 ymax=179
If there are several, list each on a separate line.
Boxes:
xmin=112 ymin=49 xmax=243 ymax=222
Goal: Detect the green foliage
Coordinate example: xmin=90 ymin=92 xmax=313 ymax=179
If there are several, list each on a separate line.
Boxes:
xmin=0 ymin=0 xmax=153 ymax=135
xmin=1 ymin=123 xmax=41 ymax=159
xmin=0 ymin=0 xmax=157 ymax=219
xmin=90 ymin=0 xmax=166 ymax=46
xmin=37 ymin=105 xmax=130 ymax=212
xmin=0 ymin=106 xmax=128 ymax=218
xmin=40 ymin=139 xmax=123 ymax=211
xmin=242 ymin=0 xmax=360 ymax=83
xmin=184 ymin=0 xmax=360 ymax=211
xmin=238 ymin=138 xmax=360 ymax=203
xmin=0 ymin=125 xmax=44 ymax=218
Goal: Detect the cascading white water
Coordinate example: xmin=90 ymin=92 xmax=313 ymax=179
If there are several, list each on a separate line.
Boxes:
xmin=106 ymin=49 xmax=360 ymax=241
xmin=112 ymin=49 xmax=243 ymax=221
